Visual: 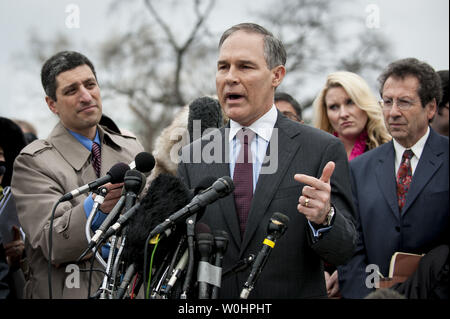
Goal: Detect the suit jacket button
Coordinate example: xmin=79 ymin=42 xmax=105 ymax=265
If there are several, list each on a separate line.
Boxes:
xmin=395 ymin=226 xmax=401 ymax=232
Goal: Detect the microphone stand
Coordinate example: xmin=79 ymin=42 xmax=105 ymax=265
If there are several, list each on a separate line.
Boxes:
xmin=222 ymin=254 xmax=255 ymax=278
xmin=180 ymin=214 xmax=197 ymax=299
xmin=103 ymin=170 xmax=144 ymax=298
xmin=99 ymin=234 xmax=119 ymax=299
xmin=85 ymin=187 xmax=108 ymax=269
xmin=211 ymin=230 xmax=228 ymax=299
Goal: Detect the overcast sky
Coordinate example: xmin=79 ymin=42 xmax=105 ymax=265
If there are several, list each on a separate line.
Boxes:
xmin=0 ymin=0 xmax=448 ymax=138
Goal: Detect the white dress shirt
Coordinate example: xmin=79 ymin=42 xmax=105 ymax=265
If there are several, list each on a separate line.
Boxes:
xmin=228 ymin=105 xmax=277 ymax=192
xmin=393 ymin=126 xmax=430 ymax=176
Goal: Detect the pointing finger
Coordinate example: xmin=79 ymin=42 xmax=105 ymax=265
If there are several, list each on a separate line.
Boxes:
xmin=319 ymin=161 xmax=335 ymax=184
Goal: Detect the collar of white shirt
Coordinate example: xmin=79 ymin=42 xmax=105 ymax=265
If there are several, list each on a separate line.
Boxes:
xmin=393 ymin=126 xmax=430 ymax=174
xmin=228 ymin=105 xmax=278 ymax=143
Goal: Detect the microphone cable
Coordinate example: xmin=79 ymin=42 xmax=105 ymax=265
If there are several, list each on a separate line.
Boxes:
xmin=145 ymin=235 xmax=161 ymax=299
xmin=47 ymin=197 xmax=63 ymax=299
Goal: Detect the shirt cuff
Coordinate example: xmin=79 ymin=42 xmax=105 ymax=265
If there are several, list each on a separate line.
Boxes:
xmin=308 ymin=220 xmax=332 ymax=238
xmin=84 ymin=194 xmax=108 ymax=231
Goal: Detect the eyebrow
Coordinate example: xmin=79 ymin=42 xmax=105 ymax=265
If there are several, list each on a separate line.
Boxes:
xmin=61 ymin=77 xmax=97 ymax=93
xmin=217 ymin=59 xmax=257 ymax=66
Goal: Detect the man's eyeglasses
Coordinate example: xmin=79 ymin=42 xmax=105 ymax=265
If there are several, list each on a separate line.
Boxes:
xmin=379 ymin=98 xmax=416 ymax=111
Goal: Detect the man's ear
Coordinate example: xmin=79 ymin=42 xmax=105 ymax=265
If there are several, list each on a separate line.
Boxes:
xmin=426 ymin=98 xmax=437 ymax=122
xmin=46 ymin=96 xmax=58 ymax=115
xmin=272 ymin=65 xmax=286 ymax=88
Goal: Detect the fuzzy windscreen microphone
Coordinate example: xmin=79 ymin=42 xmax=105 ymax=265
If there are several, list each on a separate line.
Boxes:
xmin=122 ymin=174 xmax=192 ymax=272
xmin=187 ymin=96 xmax=223 ymax=143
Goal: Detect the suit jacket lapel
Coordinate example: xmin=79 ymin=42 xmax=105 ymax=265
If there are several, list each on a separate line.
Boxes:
xmin=240 ymin=116 xmax=301 ymax=256
xmin=375 ymin=142 xmax=400 ymax=220
xmin=402 ymin=130 xmax=444 ymax=214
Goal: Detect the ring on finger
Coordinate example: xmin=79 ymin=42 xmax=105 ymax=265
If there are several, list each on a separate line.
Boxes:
xmin=305 ymin=197 xmax=310 ymax=207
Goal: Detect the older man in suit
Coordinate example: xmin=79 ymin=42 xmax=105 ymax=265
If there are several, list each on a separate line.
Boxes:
xmin=338 ymin=58 xmax=449 ymax=299
xmin=177 ymin=23 xmax=357 ymax=298
xmin=11 ymin=51 xmax=144 ymax=298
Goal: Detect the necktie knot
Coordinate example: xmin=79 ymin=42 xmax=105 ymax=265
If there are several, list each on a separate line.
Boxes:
xmin=236 ymin=128 xmax=256 ymax=145
xmin=402 ymin=149 xmax=414 ymax=161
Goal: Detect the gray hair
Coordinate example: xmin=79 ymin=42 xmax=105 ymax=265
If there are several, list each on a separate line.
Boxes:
xmin=218 ymin=23 xmax=287 ymax=70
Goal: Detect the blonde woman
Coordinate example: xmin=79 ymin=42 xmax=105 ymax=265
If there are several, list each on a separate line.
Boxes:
xmin=313 ymin=71 xmax=391 ymax=298
xmin=314 ymin=71 xmax=391 ymax=161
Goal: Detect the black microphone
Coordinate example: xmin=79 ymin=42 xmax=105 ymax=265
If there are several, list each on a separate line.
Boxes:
xmin=181 ymin=176 xmax=218 ymax=299
xmin=211 ymin=230 xmax=228 ymax=299
xmin=123 ymin=169 xmax=147 ymax=210
xmin=100 ymin=202 xmax=141 ymax=242
xmin=78 ymin=170 xmax=147 ymax=261
xmin=122 ymin=174 xmax=192 ymax=272
xmin=60 ymin=162 xmax=130 ymax=202
xmin=188 ymin=96 xmax=223 ymax=143
xmin=130 ymin=152 xmax=156 ymax=173
xmin=195 ymin=223 xmax=214 ymax=299
xmin=240 ymin=212 xmax=289 ymax=299
xmin=147 ymin=176 xmax=234 ymax=239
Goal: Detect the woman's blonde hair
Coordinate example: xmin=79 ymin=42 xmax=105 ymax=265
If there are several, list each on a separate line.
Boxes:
xmin=313 ymin=71 xmax=391 ymax=150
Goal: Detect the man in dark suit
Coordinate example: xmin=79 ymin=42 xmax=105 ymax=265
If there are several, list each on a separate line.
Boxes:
xmin=177 ymin=23 xmax=357 ymax=298
xmin=338 ymin=58 xmax=449 ymax=299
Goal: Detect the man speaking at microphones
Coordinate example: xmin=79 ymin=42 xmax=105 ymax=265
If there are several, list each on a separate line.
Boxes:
xmin=178 ymin=23 xmax=357 ymax=298
xmin=10 ymin=51 xmax=145 ymax=298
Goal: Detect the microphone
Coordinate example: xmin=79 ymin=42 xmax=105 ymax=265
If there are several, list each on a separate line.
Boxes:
xmin=211 ymin=230 xmax=228 ymax=299
xmin=240 ymin=212 xmax=289 ymax=299
xmin=123 ymin=169 xmax=147 ymax=210
xmin=78 ymin=170 xmax=147 ymax=261
xmin=188 ymin=96 xmax=223 ymax=143
xmin=195 ymin=223 xmax=214 ymax=299
xmin=100 ymin=202 xmax=141 ymax=242
xmin=122 ymin=174 xmax=192 ymax=272
xmin=147 ymin=176 xmax=234 ymax=239
xmin=130 ymin=152 xmax=156 ymax=173
xmin=181 ymin=176 xmax=218 ymax=299
xmin=115 ymin=263 xmax=136 ymax=299
xmin=163 ymin=249 xmax=189 ymax=295
xmin=60 ymin=162 xmax=130 ymax=202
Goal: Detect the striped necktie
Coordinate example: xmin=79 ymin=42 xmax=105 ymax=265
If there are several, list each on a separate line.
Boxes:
xmin=92 ymin=142 xmax=101 ymax=178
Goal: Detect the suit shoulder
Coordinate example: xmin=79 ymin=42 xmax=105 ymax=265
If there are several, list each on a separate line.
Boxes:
xmin=103 ymin=126 xmax=139 ymax=140
xmin=180 ymin=127 xmax=223 ymax=151
xmin=19 ymin=139 xmax=53 ymax=157
xmin=287 ymin=124 xmax=342 ymax=152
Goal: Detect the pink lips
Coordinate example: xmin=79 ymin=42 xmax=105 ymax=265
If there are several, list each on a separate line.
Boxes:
xmin=341 ymin=121 xmax=353 ymax=128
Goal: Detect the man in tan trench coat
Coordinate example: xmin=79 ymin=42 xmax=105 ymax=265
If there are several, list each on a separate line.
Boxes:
xmin=11 ymin=51 xmax=144 ymax=298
